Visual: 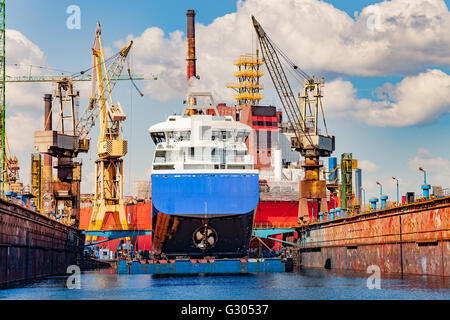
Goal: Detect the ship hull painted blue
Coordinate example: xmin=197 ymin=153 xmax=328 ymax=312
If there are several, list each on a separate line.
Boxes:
xmin=151 ymin=173 xmax=259 ymax=217
xmin=151 ymin=172 xmax=259 ymax=257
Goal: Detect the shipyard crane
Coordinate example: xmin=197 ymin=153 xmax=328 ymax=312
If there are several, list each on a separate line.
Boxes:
xmin=23 ymin=24 xmax=142 ymax=228
xmin=5 ymin=73 xmax=144 ymax=221
xmin=252 ymin=16 xmax=335 ymax=224
xmin=84 ymin=23 xmax=131 ymax=242
xmin=3 ymin=134 xmax=21 ymax=192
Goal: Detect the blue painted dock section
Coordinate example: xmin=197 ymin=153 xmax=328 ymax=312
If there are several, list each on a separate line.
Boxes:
xmin=82 ymin=230 xmax=152 ymax=238
xmin=252 ymin=228 xmax=296 ymax=239
xmin=117 ymin=258 xmax=285 ymax=275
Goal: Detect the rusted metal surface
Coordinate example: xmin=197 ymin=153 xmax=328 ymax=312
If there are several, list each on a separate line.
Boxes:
xmin=0 ymin=198 xmax=83 ymax=287
xmin=298 ymin=157 xmax=328 ymax=223
xmin=42 ymin=94 xmax=53 ymax=214
xmin=297 ymin=196 xmax=450 ymax=276
xmin=186 ymin=10 xmax=196 ymax=80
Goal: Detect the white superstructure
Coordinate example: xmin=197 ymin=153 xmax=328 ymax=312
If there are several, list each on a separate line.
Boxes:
xmin=148 ymin=93 xmax=255 ymax=172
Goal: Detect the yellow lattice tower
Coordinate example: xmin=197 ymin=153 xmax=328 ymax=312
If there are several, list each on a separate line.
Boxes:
xmin=227 ymin=53 xmax=264 ymax=108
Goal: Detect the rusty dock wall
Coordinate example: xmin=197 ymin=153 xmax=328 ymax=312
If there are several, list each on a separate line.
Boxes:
xmin=0 ymin=199 xmax=84 ymax=288
xmin=296 ymin=196 xmax=450 ymax=277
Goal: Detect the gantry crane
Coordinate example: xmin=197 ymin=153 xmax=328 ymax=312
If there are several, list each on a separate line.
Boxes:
xmin=85 ymin=23 xmax=131 ymax=242
xmin=28 ymin=24 xmax=138 ymax=228
xmin=252 ymin=16 xmax=335 ymax=224
xmin=4 ymin=74 xmax=143 ymax=222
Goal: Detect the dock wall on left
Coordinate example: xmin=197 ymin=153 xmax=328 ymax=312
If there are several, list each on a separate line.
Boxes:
xmin=0 ymin=199 xmax=84 ymax=288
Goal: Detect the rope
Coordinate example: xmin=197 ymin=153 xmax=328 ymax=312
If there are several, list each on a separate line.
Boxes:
xmin=128 ymin=54 xmax=133 ymax=200
xmin=127 ymin=58 xmax=144 ymax=96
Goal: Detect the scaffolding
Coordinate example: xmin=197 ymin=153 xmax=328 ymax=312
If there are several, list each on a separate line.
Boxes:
xmin=227 ymin=53 xmax=264 ymax=108
xmin=31 ymin=154 xmax=42 ymax=211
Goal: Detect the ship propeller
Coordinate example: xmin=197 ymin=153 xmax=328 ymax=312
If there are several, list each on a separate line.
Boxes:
xmin=195 ymin=231 xmax=203 ymax=241
xmin=193 ymin=225 xmax=218 ymax=250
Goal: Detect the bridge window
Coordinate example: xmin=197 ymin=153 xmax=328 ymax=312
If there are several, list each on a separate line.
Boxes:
xmin=151 ymin=132 xmax=166 ymax=144
xmin=236 ymin=130 xmax=249 ymax=143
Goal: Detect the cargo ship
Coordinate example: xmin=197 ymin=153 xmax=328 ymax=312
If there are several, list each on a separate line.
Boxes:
xmin=148 ymin=93 xmax=259 ymax=258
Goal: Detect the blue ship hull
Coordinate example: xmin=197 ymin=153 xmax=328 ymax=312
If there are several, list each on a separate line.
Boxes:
xmin=151 ymin=173 xmax=259 ymax=258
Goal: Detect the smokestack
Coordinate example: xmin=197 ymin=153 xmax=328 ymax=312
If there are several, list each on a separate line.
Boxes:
xmin=43 ymin=94 xmax=53 ymax=214
xmin=44 ymin=94 xmax=52 ymax=131
xmin=186 ymin=9 xmax=196 ymax=80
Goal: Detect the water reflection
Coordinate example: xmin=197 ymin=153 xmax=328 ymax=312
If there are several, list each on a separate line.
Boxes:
xmin=0 ymin=268 xmax=448 ymax=300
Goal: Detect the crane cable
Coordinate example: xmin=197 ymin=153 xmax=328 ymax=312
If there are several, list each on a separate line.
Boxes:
xmin=266 ymin=34 xmax=310 ymax=81
xmin=127 ymin=58 xmax=144 ymax=97
xmin=254 ymin=21 xmax=316 ymax=148
xmin=264 ymin=30 xmax=331 ymax=144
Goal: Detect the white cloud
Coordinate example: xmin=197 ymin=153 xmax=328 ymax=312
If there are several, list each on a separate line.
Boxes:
xmin=6 ymin=112 xmax=44 ymax=153
xmin=6 ymin=29 xmax=52 ymax=110
xmin=359 ymin=160 xmax=380 ymax=173
xmin=417 ymin=147 xmax=434 ymax=158
xmin=3 ymin=29 xmax=53 ymax=188
xmin=323 ymin=69 xmax=450 ymax=126
xmin=116 ymin=0 xmax=450 ymax=106
xmin=408 ymin=148 xmax=450 ymax=187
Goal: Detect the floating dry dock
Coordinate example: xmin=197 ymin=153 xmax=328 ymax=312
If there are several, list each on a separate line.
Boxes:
xmin=296 ymin=195 xmax=450 ymax=277
xmin=0 ymin=198 xmax=83 ymax=288
xmin=118 ymin=258 xmax=287 ymax=275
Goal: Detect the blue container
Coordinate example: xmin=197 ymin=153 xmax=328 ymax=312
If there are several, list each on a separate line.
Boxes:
xmin=380 ymin=195 xmax=388 ymax=209
xmin=369 ymin=198 xmax=379 ymax=211
xmin=328 ymin=157 xmax=338 ymax=183
xmin=334 ymin=208 xmax=340 ymax=218
xmin=329 ymin=211 xmax=334 ymax=220
xmin=319 ymin=212 xmax=324 ymax=223
xmin=422 ymin=184 xmax=431 ymax=200
xmin=331 ymin=209 xmax=336 ymax=219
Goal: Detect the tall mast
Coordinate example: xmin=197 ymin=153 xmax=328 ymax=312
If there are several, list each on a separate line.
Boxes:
xmin=0 ymin=1 xmax=5 ymax=196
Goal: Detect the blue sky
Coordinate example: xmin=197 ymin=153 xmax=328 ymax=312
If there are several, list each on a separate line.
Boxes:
xmin=5 ymin=0 xmax=450 ymax=203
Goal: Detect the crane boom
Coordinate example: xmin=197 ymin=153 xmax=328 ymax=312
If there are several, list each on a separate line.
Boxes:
xmin=78 ymin=26 xmax=133 ymax=143
xmin=252 ymin=16 xmax=335 ymax=224
xmin=5 ymin=74 xmax=143 ymax=83
xmin=86 ymin=23 xmax=131 ymax=242
xmin=252 ymin=16 xmax=313 ymax=150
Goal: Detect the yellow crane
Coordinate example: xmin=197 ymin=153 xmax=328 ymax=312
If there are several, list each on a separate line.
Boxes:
xmin=86 ymin=23 xmax=131 ymax=242
xmin=24 ymin=27 xmax=137 ymax=228
xmin=4 ymin=22 xmax=146 ymax=227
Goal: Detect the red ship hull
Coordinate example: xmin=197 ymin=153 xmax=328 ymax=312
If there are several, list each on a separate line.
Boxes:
xmin=80 ymin=202 xmax=153 ymax=253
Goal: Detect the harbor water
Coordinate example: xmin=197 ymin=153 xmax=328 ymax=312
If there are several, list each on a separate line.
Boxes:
xmin=1 ymin=268 xmax=449 ymax=300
